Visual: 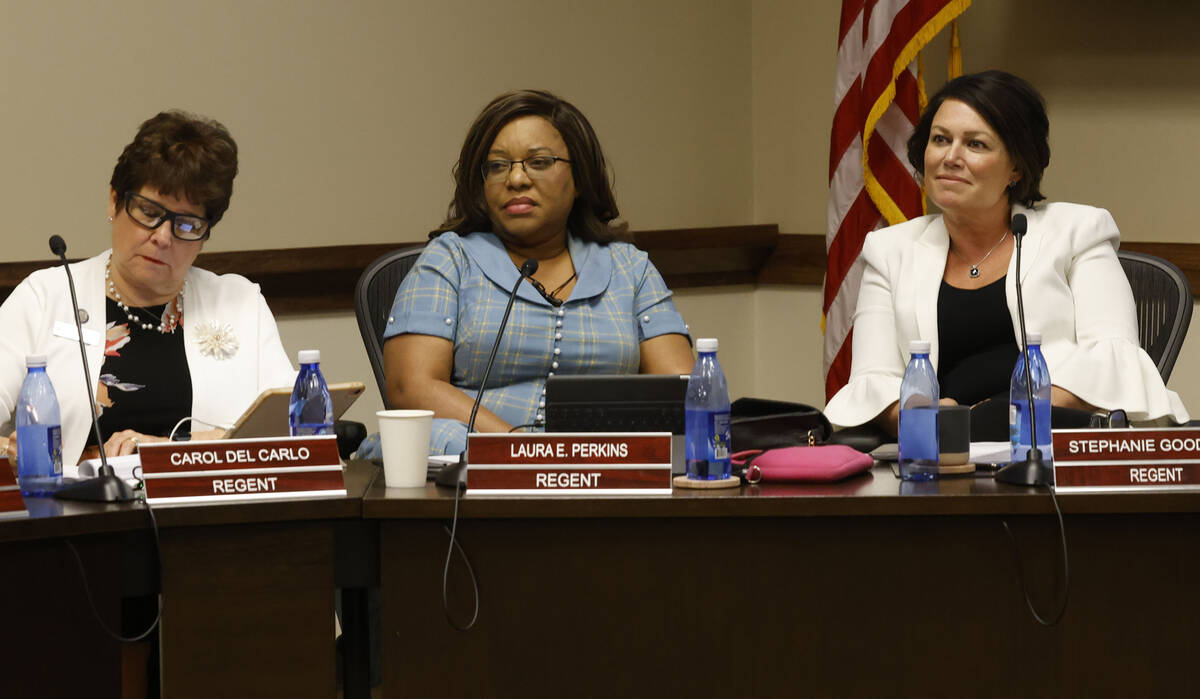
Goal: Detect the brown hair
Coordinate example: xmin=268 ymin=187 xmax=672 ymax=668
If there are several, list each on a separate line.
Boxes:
xmin=907 ymin=70 xmax=1050 ymax=208
xmin=110 ymin=110 xmax=239 ymax=227
xmin=433 ymin=89 xmax=626 ymax=243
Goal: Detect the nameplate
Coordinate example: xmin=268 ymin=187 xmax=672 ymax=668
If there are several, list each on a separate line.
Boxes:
xmin=0 ymin=486 xmax=27 ymax=518
xmin=0 ymin=464 xmax=26 ymax=518
xmin=1052 ymin=428 xmax=1200 ymax=492
xmin=138 ymin=435 xmax=345 ymax=504
xmin=465 ymin=432 xmax=672 ymax=495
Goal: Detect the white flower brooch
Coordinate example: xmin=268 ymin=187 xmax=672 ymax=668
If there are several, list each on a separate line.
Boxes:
xmin=196 ymin=321 xmax=240 ymax=360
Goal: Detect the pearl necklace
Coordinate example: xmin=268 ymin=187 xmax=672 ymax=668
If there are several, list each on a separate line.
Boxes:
xmin=105 ymin=259 xmax=184 ymax=333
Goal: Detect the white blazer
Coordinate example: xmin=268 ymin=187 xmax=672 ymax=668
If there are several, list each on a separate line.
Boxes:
xmin=824 ymin=202 xmax=1189 ymax=427
xmin=0 ymin=251 xmax=297 ymax=466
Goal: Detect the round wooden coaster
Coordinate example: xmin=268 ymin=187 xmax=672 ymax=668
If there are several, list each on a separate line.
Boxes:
xmin=673 ymin=475 xmax=741 ymax=489
xmin=938 ymin=462 xmax=976 ymax=475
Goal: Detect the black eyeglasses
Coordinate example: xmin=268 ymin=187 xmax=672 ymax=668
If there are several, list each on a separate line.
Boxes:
xmin=481 ymin=155 xmax=572 ymax=183
xmin=124 ymin=192 xmax=211 ymax=241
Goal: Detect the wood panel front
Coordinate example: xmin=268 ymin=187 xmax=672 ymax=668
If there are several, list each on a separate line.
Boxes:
xmin=159 ymin=521 xmax=337 ymax=698
xmin=0 ymin=534 xmax=125 ymax=699
xmin=378 ymin=511 xmax=1200 ymax=697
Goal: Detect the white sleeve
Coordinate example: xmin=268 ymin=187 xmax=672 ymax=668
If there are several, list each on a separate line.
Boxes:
xmin=255 ymin=292 xmax=297 ymax=391
xmin=1049 ymin=208 xmax=1189 ymax=423
xmin=823 ymin=234 xmax=906 ymax=427
xmin=0 ymin=280 xmax=41 ymax=434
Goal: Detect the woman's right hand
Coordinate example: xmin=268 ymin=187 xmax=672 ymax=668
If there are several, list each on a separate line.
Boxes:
xmin=874 ymin=398 xmax=958 ymax=438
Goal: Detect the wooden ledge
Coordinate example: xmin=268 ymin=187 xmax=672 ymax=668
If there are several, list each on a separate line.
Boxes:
xmin=6 ymin=229 xmax=1198 ymax=314
xmin=752 ymin=235 xmax=1200 ymax=297
xmin=0 ymin=224 xmax=780 ymax=315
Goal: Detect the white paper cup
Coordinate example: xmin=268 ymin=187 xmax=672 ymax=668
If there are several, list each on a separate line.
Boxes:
xmin=377 ymin=409 xmax=434 ymax=487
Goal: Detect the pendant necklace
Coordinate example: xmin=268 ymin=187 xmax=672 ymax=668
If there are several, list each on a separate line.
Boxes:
xmin=527 ymin=269 xmax=577 ymax=306
xmin=954 ymin=231 xmax=1010 ymax=279
xmin=548 ymin=270 xmax=577 ymax=300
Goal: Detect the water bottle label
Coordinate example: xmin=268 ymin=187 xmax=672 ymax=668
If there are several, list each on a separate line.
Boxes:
xmin=687 ymin=410 xmax=731 ymax=462
xmin=711 ymin=412 xmax=730 ymax=460
xmin=898 ymin=406 xmax=939 ymax=464
xmin=48 ymin=425 xmax=62 ymax=475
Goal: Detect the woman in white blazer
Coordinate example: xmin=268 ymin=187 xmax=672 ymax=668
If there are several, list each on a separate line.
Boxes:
xmin=825 ymin=71 xmax=1188 ymax=434
xmin=0 ymin=111 xmax=295 ymax=467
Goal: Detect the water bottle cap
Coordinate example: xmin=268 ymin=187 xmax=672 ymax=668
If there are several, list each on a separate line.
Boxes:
xmin=696 ymin=338 xmax=718 ymax=352
xmin=1025 ymin=332 xmax=1041 ymax=345
xmin=298 ymin=349 xmax=321 ymax=364
xmin=25 ymin=355 xmax=47 ymax=368
xmin=908 ymin=340 xmax=931 ymax=354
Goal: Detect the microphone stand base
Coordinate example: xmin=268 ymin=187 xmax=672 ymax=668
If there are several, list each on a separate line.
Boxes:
xmin=995 ymin=458 xmax=1054 ymax=487
xmin=433 ymin=453 xmax=468 ymax=489
xmin=55 ymin=474 xmax=137 ymax=503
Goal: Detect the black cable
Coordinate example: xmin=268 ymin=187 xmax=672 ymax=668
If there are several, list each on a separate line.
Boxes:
xmin=440 ymin=482 xmax=479 ymax=631
xmin=507 ymin=423 xmax=539 ymax=433
xmin=1001 ymin=483 xmax=1069 ymax=626
xmin=64 ymin=489 xmax=163 ymax=642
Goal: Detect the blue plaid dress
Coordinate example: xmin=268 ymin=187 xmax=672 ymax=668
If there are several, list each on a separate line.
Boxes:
xmin=383 ymin=231 xmax=690 ymax=454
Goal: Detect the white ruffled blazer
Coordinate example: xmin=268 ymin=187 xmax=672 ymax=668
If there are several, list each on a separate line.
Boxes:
xmin=824 ymin=202 xmax=1189 ymax=427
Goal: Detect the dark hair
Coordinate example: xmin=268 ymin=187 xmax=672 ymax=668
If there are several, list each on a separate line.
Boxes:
xmin=433 ymin=89 xmax=626 ymax=243
xmin=906 ymin=70 xmax=1050 ymax=207
xmin=110 ymin=110 xmax=239 ymax=227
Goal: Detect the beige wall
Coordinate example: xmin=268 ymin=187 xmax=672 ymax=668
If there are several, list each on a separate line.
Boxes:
xmin=6 ymin=1 xmax=1200 ymax=426
xmin=1 ymin=0 xmax=752 ymax=262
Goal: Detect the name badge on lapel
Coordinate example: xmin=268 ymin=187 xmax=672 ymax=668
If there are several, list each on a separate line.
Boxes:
xmin=53 ymin=321 xmax=101 ymax=346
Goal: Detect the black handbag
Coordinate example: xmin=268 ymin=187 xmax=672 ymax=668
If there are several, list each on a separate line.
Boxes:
xmin=730 ymin=397 xmax=832 ymax=452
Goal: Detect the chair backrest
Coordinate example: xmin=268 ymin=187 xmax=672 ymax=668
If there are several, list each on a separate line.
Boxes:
xmin=354 ymin=246 xmax=426 ymax=407
xmin=1118 ymin=250 xmax=1193 ymax=382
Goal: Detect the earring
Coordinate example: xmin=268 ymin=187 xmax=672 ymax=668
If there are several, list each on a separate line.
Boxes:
xmin=107 ymin=216 xmax=113 ymax=222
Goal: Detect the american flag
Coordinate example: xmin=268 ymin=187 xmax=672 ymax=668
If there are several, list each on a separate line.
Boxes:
xmin=824 ymin=0 xmax=970 ymax=401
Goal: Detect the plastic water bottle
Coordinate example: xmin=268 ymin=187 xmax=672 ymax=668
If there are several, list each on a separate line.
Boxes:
xmin=15 ymin=355 xmax=63 ymax=495
xmin=1010 ymin=332 xmax=1053 ymax=466
xmin=289 ymin=349 xmax=333 ymax=436
xmin=685 ymin=338 xmax=731 ymax=480
xmin=898 ymin=340 xmax=939 ymax=481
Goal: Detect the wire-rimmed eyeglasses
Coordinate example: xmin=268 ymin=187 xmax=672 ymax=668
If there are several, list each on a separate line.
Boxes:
xmin=481 ymin=155 xmax=572 ymax=184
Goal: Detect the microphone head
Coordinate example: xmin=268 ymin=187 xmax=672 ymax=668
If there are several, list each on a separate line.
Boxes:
xmin=519 ymin=258 xmax=539 ymax=277
xmin=1011 ymin=213 xmax=1028 ymax=237
xmin=49 ymin=235 xmax=67 ymax=256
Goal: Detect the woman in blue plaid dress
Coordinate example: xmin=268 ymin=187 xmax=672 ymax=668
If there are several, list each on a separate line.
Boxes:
xmin=382 ymin=90 xmax=695 ymax=455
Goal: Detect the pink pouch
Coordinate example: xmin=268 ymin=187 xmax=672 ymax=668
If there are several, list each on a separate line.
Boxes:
xmin=731 ymin=445 xmax=874 ymax=483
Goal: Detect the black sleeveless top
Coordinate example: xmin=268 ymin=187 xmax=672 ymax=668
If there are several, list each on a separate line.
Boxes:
xmin=936 ymin=277 xmax=1019 ymax=406
xmin=86 ymin=297 xmax=193 ymax=444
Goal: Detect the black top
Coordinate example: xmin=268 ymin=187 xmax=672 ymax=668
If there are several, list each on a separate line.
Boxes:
xmin=936 ymin=277 xmax=1019 ymax=406
xmin=87 ymin=297 xmax=193 ymax=444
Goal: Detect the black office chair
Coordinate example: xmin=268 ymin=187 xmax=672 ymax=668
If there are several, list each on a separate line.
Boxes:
xmin=354 ymin=245 xmax=426 ymax=407
xmin=1118 ymin=250 xmax=1193 ymax=382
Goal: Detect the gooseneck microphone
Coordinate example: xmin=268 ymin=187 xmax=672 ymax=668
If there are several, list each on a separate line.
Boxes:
xmin=433 ymin=258 xmax=539 ymax=631
xmin=995 ymin=214 xmax=1053 ymax=486
xmin=435 ymin=258 xmax=540 ymax=488
xmin=51 ymin=237 xmax=136 ymax=502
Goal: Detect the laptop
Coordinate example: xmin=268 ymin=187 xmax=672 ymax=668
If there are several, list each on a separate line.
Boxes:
xmin=545 ymin=374 xmax=689 ymax=475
